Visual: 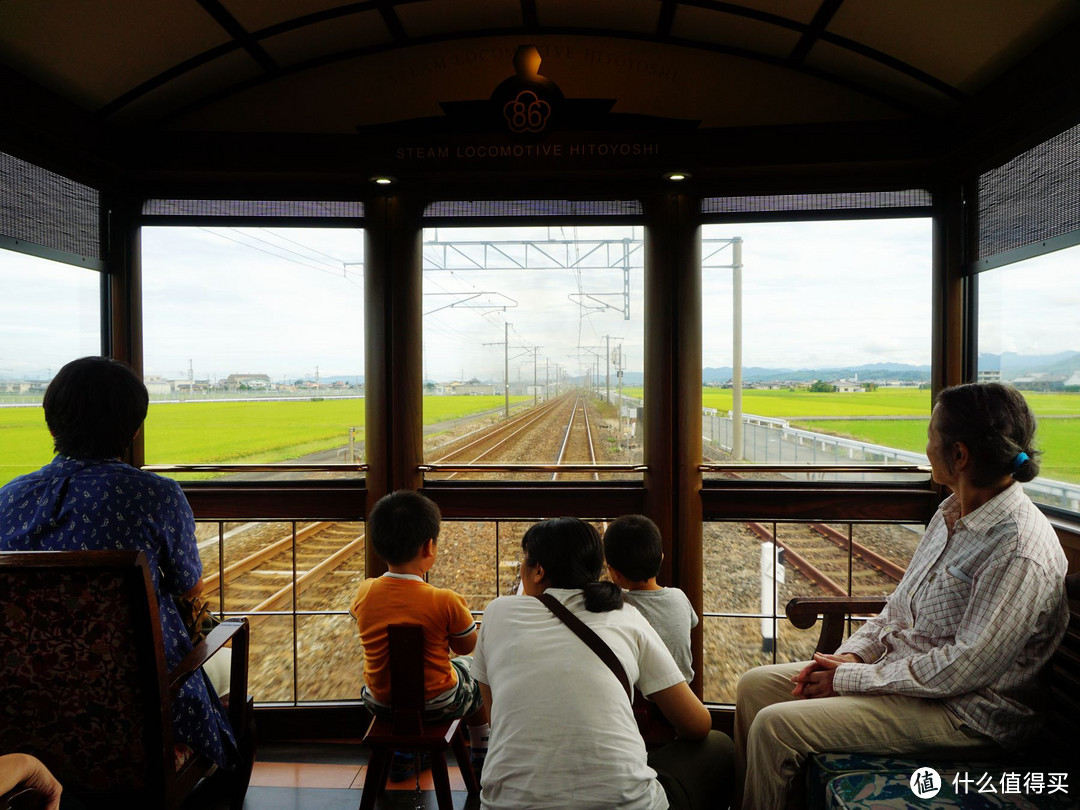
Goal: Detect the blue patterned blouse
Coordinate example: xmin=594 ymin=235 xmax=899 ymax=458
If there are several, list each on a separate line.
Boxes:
xmin=0 ymin=455 xmax=235 ymax=767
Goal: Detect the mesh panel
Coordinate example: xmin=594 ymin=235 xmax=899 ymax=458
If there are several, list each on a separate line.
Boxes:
xmin=977 ymin=121 xmax=1080 ymax=261
xmin=142 ymin=199 xmax=364 ymax=218
xmin=0 ymin=151 xmax=101 ymax=261
xmin=424 ymin=200 xmax=643 ymax=218
xmin=702 ymin=190 xmax=931 ymax=214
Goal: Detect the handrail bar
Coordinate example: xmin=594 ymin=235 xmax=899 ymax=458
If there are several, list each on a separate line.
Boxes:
xmin=700 ymin=464 xmax=930 ymax=474
xmin=143 ymin=463 xmax=367 ymax=473
xmin=421 ymin=463 xmax=645 ymax=473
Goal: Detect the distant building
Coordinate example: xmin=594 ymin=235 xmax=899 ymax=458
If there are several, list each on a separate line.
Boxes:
xmin=833 ymin=380 xmax=865 ymax=393
xmin=435 ymin=380 xmax=496 ymax=396
xmin=144 ymin=375 xmax=172 ymax=397
xmin=977 ymin=369 xmax=1001 ymax=383
xmin=225 ymin=373 xmax=272 ymax=391
xmin=0 ymin=381 xmax=34 ymax=394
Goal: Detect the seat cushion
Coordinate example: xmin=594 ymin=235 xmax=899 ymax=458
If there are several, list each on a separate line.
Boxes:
xmin=825 ymin=768 xmax=1076 ymax=810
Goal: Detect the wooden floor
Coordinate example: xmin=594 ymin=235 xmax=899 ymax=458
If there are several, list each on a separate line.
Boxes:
xmin=223 ymin=741 xmax=480 ymax=810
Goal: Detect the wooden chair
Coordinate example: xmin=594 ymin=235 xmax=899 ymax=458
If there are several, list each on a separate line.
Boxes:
xmin=359 ymin=624 xmax=479 ymax=810
xmin=0 ymin=550 xmax=255 ymax=810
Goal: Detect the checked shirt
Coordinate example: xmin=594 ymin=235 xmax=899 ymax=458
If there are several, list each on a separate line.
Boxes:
xmin=834 ymin=481 xmax=1068 ymax=750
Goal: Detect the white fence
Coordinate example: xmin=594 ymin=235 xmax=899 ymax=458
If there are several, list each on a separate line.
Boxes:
xmin=703 ymin=410 xmax=1080 ymax=513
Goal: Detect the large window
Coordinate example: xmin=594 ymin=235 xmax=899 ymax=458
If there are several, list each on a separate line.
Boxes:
xmin=978 ymin=246 xmax=1080 ymax=512
xmin=700 ymin=218 xmax=933 ymax=478
xmin=702 ymin=518 xmax=920 ymax=703
xmin=0 ymin=249 xmax=100 ymax=485
xmin=421 ymin=225 xmax=644 ymax=480
xmin=141 ymin=227 xmax=365 ymax=480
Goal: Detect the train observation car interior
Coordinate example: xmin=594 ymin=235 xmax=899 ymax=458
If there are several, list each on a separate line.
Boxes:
xmin=3 ymin=0 xmax=1080 ymax=807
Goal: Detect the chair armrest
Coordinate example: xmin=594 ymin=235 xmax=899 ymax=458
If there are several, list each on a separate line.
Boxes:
xmin=786 ymin=597 xmax=888 ymax=655
xmin=169 ymin=618 xmax=247 ymax=693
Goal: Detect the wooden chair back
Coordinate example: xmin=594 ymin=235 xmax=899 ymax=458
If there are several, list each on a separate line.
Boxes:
xmin=359 ymin=623 xmax=479 ymax=810
xmin=0 ymin=550 xmax=252 ymax=809
xmin=388 ymin=623 xmax=427 ymax=735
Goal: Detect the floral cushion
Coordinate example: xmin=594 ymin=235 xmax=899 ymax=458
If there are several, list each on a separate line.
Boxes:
xmin=0 ymin=568 xmax=150 ymax=790
xmin=825 ymin=768 xmax=1077 ymax=810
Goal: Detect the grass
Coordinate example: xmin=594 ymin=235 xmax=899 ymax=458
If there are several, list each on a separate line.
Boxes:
xmin=3 ymin=389 xmax=1078 ymax=485
xmin=0 ymin=395 xmax=530 ymax=485
xmin=423 ymin=394 xmax=529 ymax=423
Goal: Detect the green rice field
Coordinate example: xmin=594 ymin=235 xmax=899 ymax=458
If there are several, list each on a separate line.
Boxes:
xmin=2 ymin=388 xmax=1077 ymax=485
xmin=0 ymin=395 xmax=527 ymax=485
xmin=629 ymin=386 xmax=1080 ymax=483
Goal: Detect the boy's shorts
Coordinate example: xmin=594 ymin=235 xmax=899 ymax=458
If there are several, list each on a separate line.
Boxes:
xmin=362 ymin=656 xmax=483 ymax=722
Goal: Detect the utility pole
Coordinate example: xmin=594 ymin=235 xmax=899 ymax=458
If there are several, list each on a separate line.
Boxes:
xmin=605 ymin=335 xmax=611 ymax=404
xmin=526 ymin=346 xmax=541 ymax=407
xmin=732 ymin=237 xmax=743 ymax=461
xmin=482 ymin=321 xmax=510 ymax=417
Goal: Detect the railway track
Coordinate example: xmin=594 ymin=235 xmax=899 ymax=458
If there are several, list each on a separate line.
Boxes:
xmin=206 ymin=393 xmax=604 ymax=617
xmin=204 ymin=521 xmax=364 ymax=618
xmin=427 ymin=393 xmax=576 ymax=478
xmin=553 ymin=395 xmax=599 ymax=481
xmin=745 ymin=521 xmax=905 ymax=596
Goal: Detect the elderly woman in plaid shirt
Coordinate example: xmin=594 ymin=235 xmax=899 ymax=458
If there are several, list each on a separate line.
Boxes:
xmin=734 ymin=383 xmax=1069 ymax=810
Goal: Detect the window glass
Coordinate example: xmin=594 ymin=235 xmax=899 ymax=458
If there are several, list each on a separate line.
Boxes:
xmin=198 ymin=519 xmax=365 ymax=704
xmin=701 ymin=219 xmax=933 ymax=479
xmin=141 ymin=227 xmax=365 ymax=479
xmin=702 ymin=520 xmax=920 ymax=703
xmin=422 ymin=225 xmax=644 ymax=480
xmin=0 ymin=249 xmax=100 ymax=485
xmin=978 ymin=247 xmax=1080 ymax=512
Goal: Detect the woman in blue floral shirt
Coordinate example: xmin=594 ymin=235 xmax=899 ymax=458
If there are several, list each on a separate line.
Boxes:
xmin=0 ymin=356 xmax=235 ymax=768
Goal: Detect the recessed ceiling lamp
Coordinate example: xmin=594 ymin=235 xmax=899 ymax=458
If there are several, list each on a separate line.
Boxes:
xmin=371 ymin=176 xmax=395 ymax=185
xmin=664 ymin=171 xmax=690 ymax=181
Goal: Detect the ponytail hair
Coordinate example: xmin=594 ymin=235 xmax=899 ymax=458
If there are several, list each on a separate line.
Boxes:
xmin=934 ymin=383 xmax=1041 ymax=486
xmin=521 ymin=517 xmax=624 ymax=613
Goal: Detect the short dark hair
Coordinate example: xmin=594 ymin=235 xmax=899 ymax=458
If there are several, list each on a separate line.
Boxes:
xmin=933 ymin=383 xmax=1041 ymax=487
xmin=369 ymin=490 xmax=441 ymax=565
xmin=43 ymin=356 xmax=148 ymax=459
xmin=603 ymin=515 xmax=663 ymax=582
xmin=522 ymin=517 xmax=623 ymax=613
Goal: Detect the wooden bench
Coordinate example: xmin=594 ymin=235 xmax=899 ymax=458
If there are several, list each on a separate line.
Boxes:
xmin=785 ymin=574 xmax=1080 ymax=809
xmin=0 ymin=550 xmax=256 ymax=810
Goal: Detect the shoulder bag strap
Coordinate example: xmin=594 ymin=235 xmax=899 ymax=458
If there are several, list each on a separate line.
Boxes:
xmin=536 ymin=592 xmax=632 ymax=703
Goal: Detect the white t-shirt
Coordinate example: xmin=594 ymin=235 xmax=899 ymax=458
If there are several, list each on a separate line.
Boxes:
xmin=473 ymin=588 xmax=685 ymax=810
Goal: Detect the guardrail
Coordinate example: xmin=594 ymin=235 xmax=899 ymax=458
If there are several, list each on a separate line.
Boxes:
xmin=703 ymin=409 xmax=1080 ymax=512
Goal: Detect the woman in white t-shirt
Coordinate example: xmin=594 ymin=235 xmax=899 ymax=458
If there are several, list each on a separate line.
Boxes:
xmin=472 ymin=517 xmax=734 ymax=810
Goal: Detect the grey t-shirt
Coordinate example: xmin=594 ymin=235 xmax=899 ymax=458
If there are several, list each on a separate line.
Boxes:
xmin=623 ymin=587 xmax=699 ymax=682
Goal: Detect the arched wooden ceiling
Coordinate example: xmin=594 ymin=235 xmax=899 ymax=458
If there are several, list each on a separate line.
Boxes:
xmin=2 ymin=0 xmax=1078 ymax=133
xmin=3 ymin=0 xmax=1080 ymax=186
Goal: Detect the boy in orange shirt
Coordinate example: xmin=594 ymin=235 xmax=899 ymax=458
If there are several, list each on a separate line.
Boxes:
xmin=350 ymin=489 xmax=490 ymax=777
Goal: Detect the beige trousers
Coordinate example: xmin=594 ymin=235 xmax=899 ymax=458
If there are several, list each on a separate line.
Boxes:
xmin=733 ymin=662 xmax=1001 ymax=810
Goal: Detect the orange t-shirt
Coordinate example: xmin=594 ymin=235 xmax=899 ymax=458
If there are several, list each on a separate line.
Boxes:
xmin=349 ymin=573 xmax=476 ymax=703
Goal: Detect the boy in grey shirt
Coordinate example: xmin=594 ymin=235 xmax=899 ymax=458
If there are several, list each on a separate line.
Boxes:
xmin=603 ymin=514 xmax=699 ymax=682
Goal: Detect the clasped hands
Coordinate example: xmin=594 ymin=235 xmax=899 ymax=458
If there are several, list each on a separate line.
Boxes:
xmin=791 ymin=652 xmax=861 ymax=699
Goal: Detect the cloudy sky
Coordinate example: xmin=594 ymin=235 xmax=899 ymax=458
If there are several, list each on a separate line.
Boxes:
xmin=1 ymin=218 xmax=1076 ymax=384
